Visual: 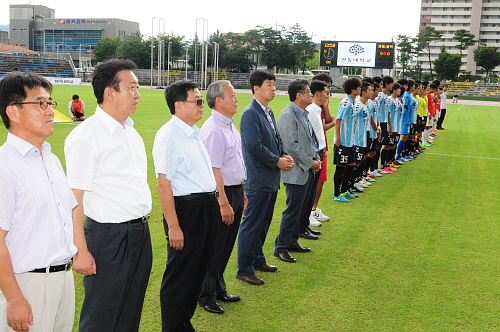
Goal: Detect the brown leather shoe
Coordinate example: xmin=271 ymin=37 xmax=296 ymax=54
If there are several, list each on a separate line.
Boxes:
xmin=236 ymin=274 xmax=264 ymax=285
xmin=254 ymin=264 xmax=278 ymax=273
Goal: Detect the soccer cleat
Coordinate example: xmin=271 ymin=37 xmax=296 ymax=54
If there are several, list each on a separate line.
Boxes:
xmin=311 ymin=208 xmax=329 ymax=221
xmin=356 ymin=181 xmax=369 ymax=188
xmin=344 ymin=192 xmax=357 ymax=199
xmin=333 ymin=195 xmax=350 ymax=203
xmin=353 ymin=183 xmax=365 ymax=191
xmin=380 ymin=168 xmax=392 ymax=174
xmin=390 ymin=162 xmax=401 ymax=168
xmin=387 ymin=166 xmax=398 ymax=172
xmin=364 ymin=176 xmax=375 ymax=182
xmin=422 ymin=143 xmax=431 ymax=147
xmin=347 ymin=190 xmax=359 ymax=198
xmin=372 ymin=170 xmax=383 ymax=177
xmin=360 ymin=178 xmax=372 ymax=185
xmin=367 ymin=172 xmax=376 ymax=178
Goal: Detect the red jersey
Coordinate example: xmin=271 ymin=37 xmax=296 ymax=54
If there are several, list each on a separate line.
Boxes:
xmin=426 ymin=93 xmax=436 ymax=117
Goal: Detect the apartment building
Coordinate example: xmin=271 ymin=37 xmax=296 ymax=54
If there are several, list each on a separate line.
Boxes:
xmin=418 ymin=0 xmax=500 ymax=76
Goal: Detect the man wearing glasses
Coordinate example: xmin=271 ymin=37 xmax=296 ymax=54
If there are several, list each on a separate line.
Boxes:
xmin=0 ymin=71 xmax=76 ymax=331
xmin=65 ymin=59 xmax=152 ymax=331
xmin=153 ymin=80 xmax=218 ymax=332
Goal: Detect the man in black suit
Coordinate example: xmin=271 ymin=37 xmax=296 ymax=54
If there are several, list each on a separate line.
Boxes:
xmin=236 ymin=69 xmax=294 ymax=285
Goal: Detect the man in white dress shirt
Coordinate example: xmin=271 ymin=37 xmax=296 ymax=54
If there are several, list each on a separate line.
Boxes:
xmin=0 ymin=71 xmax=76 ymax=332
xmin=65 ymin=59 xmax=152 ymax=332
xmin=153 ymin=79 xmax=218 ymax=332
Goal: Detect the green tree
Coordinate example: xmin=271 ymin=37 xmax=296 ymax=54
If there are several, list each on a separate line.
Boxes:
xmin=259 ymin=26 xmax=294 ymax=73
xmin=286 ymin=23 xmax=316 ymax=73
xmin=115 ymin=35 xmax=151 ymax=69
xmin=396 ymin=34 xmax=417 ymax=78
xmin=416 ymin=26 xmax=443 ymax=79
xmin=453 ymin=29 xmax=477 ymax=56
xmin=93 ymin=37 xmax=121 ymax=63
xmin=473 ymin=45 xmax=500 ymax=81
xmin=433 ymin=45 xmax=462 ymax=81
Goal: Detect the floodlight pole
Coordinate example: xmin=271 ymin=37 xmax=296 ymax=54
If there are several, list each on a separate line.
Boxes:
xmin=150 ymin=17 xmax=156 ymax=89
xmin=167 ymin=42 xmax=172 ymax=86
xmin=158 ymin=18 xmax=164 ymax=88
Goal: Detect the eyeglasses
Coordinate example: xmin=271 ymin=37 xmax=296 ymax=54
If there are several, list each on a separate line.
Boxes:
xmin=180 ymin=99 xmax=204 ymax=106
xmin=13 ymin=100 xmax=58 ymax=110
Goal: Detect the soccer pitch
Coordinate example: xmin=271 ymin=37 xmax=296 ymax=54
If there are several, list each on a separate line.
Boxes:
xmin=1 ymin=85 xmax=499 ymax=331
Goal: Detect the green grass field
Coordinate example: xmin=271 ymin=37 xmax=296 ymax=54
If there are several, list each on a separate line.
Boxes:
xmin=1 ymin=85 xmax=499 ymax=331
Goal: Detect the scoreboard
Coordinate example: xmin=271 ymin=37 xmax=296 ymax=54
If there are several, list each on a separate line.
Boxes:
xmin=320 ymin=41 xmax=395 ymax=69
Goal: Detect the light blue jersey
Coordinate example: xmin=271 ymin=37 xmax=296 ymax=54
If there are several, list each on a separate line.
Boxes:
xmin=353 ymin=100 xmax=369 ymax=147
xmin=387 ymin=96 xmax=397 ymax=131
xmin=402 ymin=92 xmax=414 ymax=125
xmin=336 ymin=95 xmax=355 ymax=147
xmin=376 ymin=91 xmax=388 ymax=123
xmin=367 ymin=99 xmax=378 ymax=139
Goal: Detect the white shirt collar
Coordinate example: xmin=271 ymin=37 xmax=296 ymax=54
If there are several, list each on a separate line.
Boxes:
xmin=171 ymin=115 xmax=199 ymax=138
xmin=95 ymin=105 xmax=135 ymax=133
xmin=6 ymin=132 xmax=51 ymax=156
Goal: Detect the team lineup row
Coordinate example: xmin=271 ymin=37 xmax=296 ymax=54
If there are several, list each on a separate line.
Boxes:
xmin=0 ymin=60 xmax=447 ymax=332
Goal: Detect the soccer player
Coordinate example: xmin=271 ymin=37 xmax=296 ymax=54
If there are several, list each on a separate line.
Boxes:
xmin=372 ymin=76 xmax=394 ymax=176
xmin=396 ymin=79 xmax=415 ymax=162
xmin=351 ymin=82 xmax=373 ymax=192
xmin=382 ymin=83 xmax=401 ymax=172
xmin=333 ymin=77 xmax=361 ymax=202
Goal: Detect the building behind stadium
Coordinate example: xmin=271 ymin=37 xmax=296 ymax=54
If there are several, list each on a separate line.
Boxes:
xmin=6 ymin=4 xmax=139 ymax=67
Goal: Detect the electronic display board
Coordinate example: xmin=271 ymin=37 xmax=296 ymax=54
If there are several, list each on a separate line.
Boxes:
xmin=320 ymin=41 xmax=395 ymax=69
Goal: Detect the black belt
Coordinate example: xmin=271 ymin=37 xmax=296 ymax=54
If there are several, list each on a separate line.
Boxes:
xmin=175 ymin=191 xmax=219 ymax=200
xmin=121 ymin=215 xmax=150 ymax=224
xmin=225 ymin=183 xmax=245 ymax=189
xmin=29 ymin=262 xmax=72 ymax=273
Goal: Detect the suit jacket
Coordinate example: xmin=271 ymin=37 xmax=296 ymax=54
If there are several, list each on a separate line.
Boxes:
xmin=277 ymin=102 xmax=316 ymax=186
xmin=240 ymin=99 xmax=287 ymax=192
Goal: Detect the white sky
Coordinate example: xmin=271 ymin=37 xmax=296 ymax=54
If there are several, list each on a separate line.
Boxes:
xmin=1 ymin=0 xmax=423 ymax=43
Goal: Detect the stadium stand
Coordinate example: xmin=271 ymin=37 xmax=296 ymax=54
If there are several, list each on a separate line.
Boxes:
xmin=0 ymin=55 xmax=75 ymax=77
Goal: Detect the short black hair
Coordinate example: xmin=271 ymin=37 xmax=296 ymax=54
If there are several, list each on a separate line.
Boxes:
xmin=343 ymin=77 xmax=361 ymax=95
xmin=92 ymin=59 xmax=137 ymax=104
xmin=391 ymin=83 xmax=401 ymax=93
xmin=382 ymin=76 xmax=394 ymax=87
xmin=312 ymin=73 xmax=333 ymax=84
xmin=164 ymin=79 xmax=199 ymax=115
xmin=72 ymin=94 xmax=80 ymax=100
xmin=0 ymin=71 xmax=52 ymax=129
xmin=288 ymin=79 xmax=309 ymax=102
xmin=249 ymin=69 xmax=276 ymax=94
xmin=397 ymin=78 xmax=408 ymax=86
xmin=310 ymin=80 xmax=327 ymax=95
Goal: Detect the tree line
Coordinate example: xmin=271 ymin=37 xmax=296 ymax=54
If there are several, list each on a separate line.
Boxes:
xmin=396 ymin=27 xmax=500 ymax=82
xmin=92 ymin=24 xmax=317 ymax=74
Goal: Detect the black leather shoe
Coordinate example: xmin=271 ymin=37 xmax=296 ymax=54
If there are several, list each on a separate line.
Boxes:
xmin=274 ymin=251 xmax=297 ymax=263
xmin=202 ymin=302 xmax=224 ymax=314
xmin=307 ymin=226 xmax=321 ymax=235
xmin=288 ymin=244 xmax=311 ymax=252
xmin=254 ymin=264 xmax=278 ymax=273
xmin=299 ymin=229 xmax=319 ymax=240
xmin=217 ymin=293 xmax=241 ymax=302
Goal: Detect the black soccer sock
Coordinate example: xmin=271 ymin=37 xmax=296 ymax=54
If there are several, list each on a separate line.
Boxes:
xmin=341 ymin=165 xmax=354 ymax=193
xmin=334 ymin=165 xmax=345 ymax=197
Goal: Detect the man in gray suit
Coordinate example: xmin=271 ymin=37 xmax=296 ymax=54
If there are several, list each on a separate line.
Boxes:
xmin=274 ymin=79 xmax=322 ymax=263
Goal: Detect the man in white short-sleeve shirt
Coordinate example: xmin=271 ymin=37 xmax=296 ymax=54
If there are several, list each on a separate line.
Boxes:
xmin=0 ymin=71 xmax=76 ymax=332
xmin=65 ymin=59 xmax=152 ymax=332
